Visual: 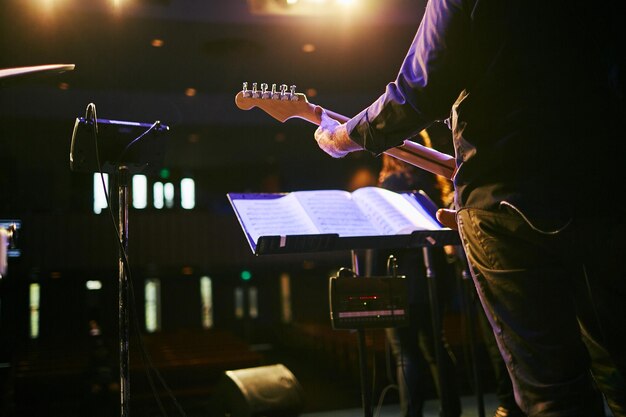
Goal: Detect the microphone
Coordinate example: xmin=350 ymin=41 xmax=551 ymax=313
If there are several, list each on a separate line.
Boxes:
xmin=69 ymin=104 xmax=170 ymax=175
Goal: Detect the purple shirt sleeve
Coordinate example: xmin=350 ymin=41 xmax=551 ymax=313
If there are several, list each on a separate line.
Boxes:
xmin=346 ymin=0 xmax=470 ymax=155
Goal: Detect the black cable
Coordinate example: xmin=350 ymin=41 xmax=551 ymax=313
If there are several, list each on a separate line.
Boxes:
xmin=88 ymin=103 xmax=186 ymax=416
xmin=114 ymin=120 xmax=160 ymax=168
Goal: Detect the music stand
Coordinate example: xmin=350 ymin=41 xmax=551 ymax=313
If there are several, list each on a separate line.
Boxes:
xmin=70 ymin=113 xmax=169 ymax=417
xmin=228 ymin=190 xmax=463 ymax=417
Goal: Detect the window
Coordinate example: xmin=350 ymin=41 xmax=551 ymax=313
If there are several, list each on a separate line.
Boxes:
xmin=163 ymin=183 xmax=175 ymax=209
xmin=29 ymin=283 xmax=40 ymax=339
xmin=200 ymin=276 xmax=213 ymax=329
xmin=280 ymin=273 xmax=292 ymax=323
xmin=145 ymin=279 xmax=161 ymax=332
xmin=93 ymin=173 xmax=109 ymax=214
xmin=153 ymin=182 xmax=164 ymax=209
xmin=86 ymin=280 xmax=102 ymax=290
xmin=234 ymin=287 xmax=245 ymax=319
xmin=248 ymin=286 xmax=258 ymax=318
xmin=132 ymin=175 xmax=148 ymax=209
xmin=180 ymin=178 xmax=195 ymax=209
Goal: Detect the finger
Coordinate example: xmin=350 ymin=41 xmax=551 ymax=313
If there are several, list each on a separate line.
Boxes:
xmin=436 ymin=208 xmax=458 ymax=230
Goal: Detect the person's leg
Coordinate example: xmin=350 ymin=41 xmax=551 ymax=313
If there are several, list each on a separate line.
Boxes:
xmin=457 ymin=207 xmax=604 ymax=417
xmin=572 ymin=216 xmax=626 ymax=417
xmin=580 ymin=324 xmax=626 ymax=417
xmin=476 ymin=300 xmax=525 ymax=416
xmin=386 ymin=325 xmax=429 ymax=417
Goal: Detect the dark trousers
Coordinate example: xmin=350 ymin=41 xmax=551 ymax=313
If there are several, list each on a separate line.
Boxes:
xmin=457 ymin=206 xmax=626 ymax=417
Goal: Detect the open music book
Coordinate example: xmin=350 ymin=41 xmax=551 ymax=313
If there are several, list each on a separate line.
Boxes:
xmin=228 ymin=186 xmax=444 ymax=253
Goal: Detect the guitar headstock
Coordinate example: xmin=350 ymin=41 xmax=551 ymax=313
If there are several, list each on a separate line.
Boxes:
xmin=235 ymin=82 xmax=317 ymax=123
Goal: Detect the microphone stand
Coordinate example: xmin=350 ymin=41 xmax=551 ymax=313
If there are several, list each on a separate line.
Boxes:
xmin=69 ymin=110 xmax=170 ymax=417
xmin=117 ymin=165 xmax=131 ymax=417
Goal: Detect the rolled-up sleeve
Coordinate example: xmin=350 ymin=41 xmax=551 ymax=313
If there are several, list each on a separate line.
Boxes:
xmin=347 ymin=0 xmax=470 ymax=155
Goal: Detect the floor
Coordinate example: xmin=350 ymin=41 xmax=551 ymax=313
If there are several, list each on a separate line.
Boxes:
xmin=302 ymin=394 xmax=616 ymax=417
xmin=302 ymin=393 xmax=500 ymax=417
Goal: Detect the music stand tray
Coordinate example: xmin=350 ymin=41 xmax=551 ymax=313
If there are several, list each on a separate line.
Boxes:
xmin=227 ymin=188 xmax=460 ymax=255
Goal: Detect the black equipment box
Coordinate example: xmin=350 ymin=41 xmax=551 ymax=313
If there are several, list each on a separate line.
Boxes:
xmin=329 ymin=269 xmax=409 ymax=329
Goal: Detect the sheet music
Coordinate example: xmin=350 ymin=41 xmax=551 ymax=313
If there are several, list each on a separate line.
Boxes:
xmin=402 ymin=193 xmax=442 ymax=230
xmin=291 ymin=190 xmax=380 ymax=237
xmin=352 ymin=187 xmax=441 ymax=234
xmin=230 ymin=195 xmax=318 ymax=244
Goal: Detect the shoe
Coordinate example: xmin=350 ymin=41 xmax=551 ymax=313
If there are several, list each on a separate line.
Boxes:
xmin=494 ymin=405 xmax=526 ymax=417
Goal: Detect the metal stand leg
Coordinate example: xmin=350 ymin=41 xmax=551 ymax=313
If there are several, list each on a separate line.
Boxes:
xmin=351 ymin=250 xmax=373 ymax=417
xmin=423 ymin=246 xmax=451 ymax=417
xmin=459 ymin=261 xmax=485 ymax=417
xmin=356 ymin=328 xmax=373 ymax=417
xmin=117 ymin=166 xmax=131 ymax=417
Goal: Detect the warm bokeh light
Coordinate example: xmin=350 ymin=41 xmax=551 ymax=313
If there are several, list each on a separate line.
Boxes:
xmin=305 ymin=87 xmax=318 ymax=98
xmin=58 ymin=82 xmax=69 ymax=90
xmin=185 ymin=88 xmax=197 ymax=97
xmin=248 ymin=0 xmax=362 ymax=16
xmin=302 ymin=43 xmax=316 ymax=53
xmin=347 ymin=166 xmax=377 ymax=191
xmin=151 ymin=38 xmax=164 ymax=48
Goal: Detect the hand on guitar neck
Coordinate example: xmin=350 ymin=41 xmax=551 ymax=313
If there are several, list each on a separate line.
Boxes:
xmin=314 ymin=107 xmax=362 ymax=158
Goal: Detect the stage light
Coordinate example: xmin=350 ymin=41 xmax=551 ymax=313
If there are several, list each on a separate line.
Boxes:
xmin=247 ymin=0 xmax=362 ymax=16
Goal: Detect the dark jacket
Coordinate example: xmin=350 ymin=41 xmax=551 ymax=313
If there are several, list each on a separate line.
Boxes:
xmin=347 ymin=0 xmax=625 ymax=228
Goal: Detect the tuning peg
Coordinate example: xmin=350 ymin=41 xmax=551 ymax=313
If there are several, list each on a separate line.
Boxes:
xmin=290 ymin=85 xmax=299 ymax=101
xmin=242 ymin=82 xmax=251 ymax=98
xmin=260 ymin=83 xmax=269 ymax=99
xmin=279 ymin=84 xmax=289 ymax=100
xmin=271 ymin=83 xmax=280 ymax=99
